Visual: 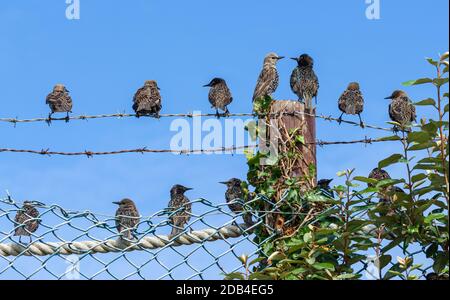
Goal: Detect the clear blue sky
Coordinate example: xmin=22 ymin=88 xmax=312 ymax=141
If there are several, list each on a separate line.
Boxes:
xmin=0 ymin=0 xmax=448 ymax=279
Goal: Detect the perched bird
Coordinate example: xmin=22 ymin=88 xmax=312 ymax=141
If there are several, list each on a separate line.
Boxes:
xmin=46 ymin=84 xmax=73 ymax=123
xmin=219 ymin=178 xmax=254 ymax=226
xmin=14 ymin=201 xmax=40 ymax=243
xmin=317 ymin=178 xmax=334 ymax=199
xmin=113 ymin=199 xmax=140 ymax=240
xmin=133 ymin=80 xmax=162 ymax=118
xmin=338 ymin=82 xmax=365 ymax=128
xmin=252 ymin=52 xmax=284 ymax=102
xmin=368 ymin=168 xmax=391 ymax=187
xmin=204 ymin=78 xmax=233 ymax=118
xmin=290 ymin=54 xmax=319 ymax=110
xmin=385 ymin=90 xmax=416 ymax=132
xmin=168 ymin=185 xmax=193 ymax=238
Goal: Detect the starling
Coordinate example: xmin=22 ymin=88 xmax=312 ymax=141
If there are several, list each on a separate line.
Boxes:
xmin=113 ymin=199 xmax=140 ymax=240
xmin=46 ymin=84 xmax=73 ymax=123
xmin=338 ymin=82 xmax=365 ymax=128
xmin=133 ymin=80 xmax=162 ymax=118
xmin=252 ymin=52 xmax=284 ymax=102
xmin=219 ymin=178 xmax=254 ymax=227
xmin=317 ymin=178 xmax=334 ymax=199
xmin=204 ymin=78 xmax=233 ymax=118
xmin=14 ymin=201 xmax=40 ymax=243
xmin=368 ymin=168 xmax=391 ymax=187
xmin=385 ymin=90 xmax=416 ymax=132
xmin=168 ymin=185 xmax=193 ymax=238
xmin=290 ymin=54 xmax=319 ymax=110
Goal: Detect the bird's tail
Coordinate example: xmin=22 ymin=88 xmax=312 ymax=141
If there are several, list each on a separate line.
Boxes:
xmin=243 ymin=213 xmax=255 ymax=228
xmin=169 ymin=226 xmax=183 ymax=240
xmin=304 ymin=95 xmax=313 ymax=111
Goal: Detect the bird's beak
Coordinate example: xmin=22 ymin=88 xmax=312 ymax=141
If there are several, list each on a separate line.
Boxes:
xmin=185 ymin=187 xmax=193 ymax=191
xmin=290 ymin=57 xmax=298 ymax=61
xmin=219 ymin=181 xmax=228 ymax=185
xmin=384 ymin=96 xmax=393 ymax=99
xmin=277 ymin=56 xmax=285 ymax=60
xmin=157 ymin=87 xmax=161 ymax=91
xmin=203 ymin=83 xmax=212 ymax=88
xmin=112 ymin=201 xmax=121 ymax=205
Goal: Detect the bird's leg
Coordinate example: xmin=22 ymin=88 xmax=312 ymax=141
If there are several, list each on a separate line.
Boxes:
xmin=29 ymin=236 xmax=32 ymax=244
xmin=65 ymin=112 xmax=70 ymax=123
xmin=392 ymin=126 xmax=399 ymax=135
xmin=154 ymin=112 xmax=161 ymax=119
xmin=18 ymin=236 xmax=22 ymax=244
xmin=215 ymin=109 xmax=220 ymax=119
xmin=224 ymin=107 xmax=230 ymax=117
xmin=46 ymin=113 xmax=53 ymax=126
xmin=358 ymin=114 xmax=365 ymax=128
xmin=337 ymin=112 xmax=344 ymax=125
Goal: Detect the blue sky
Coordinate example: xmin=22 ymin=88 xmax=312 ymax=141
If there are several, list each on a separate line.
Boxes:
xmin=0 ymin=0 xmax=448 ymax=279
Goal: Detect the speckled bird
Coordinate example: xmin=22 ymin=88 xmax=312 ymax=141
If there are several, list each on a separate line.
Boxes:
xmin=379 ymin=186 xmax=404 ymax=217
xmin=368 ymin=168 xmax=391 ymax=187
xmin=338 ymin=82 xmax=365 ymax=128
xmin=14 ymin=201 xmax=40 ymax=243
xmin=46 ymin=84 xmax=73 ymax=123
xmin=133 ymin=80 xmax=162 ymax=118
xmin=204 ymin=78 xmax=233 ymax=117
xmin=290 ymin=54 xmax=319 ymax=110
xmin=385 ymin=90 xmax=416 ymax=132
xmin=220 ymin=178 xmax=253 ymax=226
xmin=426 ymin=273 xmax=449 ymax=280
xmin=252 ymin=52 xmax=284 ymax=102
xmin=113 ymin=199 xmax=140 ymax=240
xmin=168 ymin=185 xmax=192 ymax=238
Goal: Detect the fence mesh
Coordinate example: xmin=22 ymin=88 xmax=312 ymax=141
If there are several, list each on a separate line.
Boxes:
xmin=0 ymin=193 xmax=437 ymax=280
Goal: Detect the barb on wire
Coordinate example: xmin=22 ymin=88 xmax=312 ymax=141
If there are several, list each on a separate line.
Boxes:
xmin=0 ymin=111 xmax=394 ymax=132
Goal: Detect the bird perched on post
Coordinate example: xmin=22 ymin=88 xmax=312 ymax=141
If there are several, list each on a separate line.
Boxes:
xmin=290 ymin=54 xmax=319 ymax=111
xmin=168 ymin=185 xmax=193 ymax=238
xmin=219 ymin=178 xmax=254 ymax=227
xmin=203 ymin=78 xmax=233 ymax=118
xmin=133 ymin=80 xmax=162 ymax=118
xmin=14 ymin=201 xmax=40 ymax=244
xmin=113 ymin=199 xmax=140 ymax=240
xmin=385 ymin=90 xmax=416 ymax=132
xmin=252 ymin=52 xmax=284 ymax=102
xmin=338 ymin=82 xmax=365 ymax=128
xmin=46 ymin=84 xmax=73 ymax=124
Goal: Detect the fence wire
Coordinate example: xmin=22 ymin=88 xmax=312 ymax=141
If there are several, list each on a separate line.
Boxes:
xmin=0 ymin=194 xmax=436 ymax=280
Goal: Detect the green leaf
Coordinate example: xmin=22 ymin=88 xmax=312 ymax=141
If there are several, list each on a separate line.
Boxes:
xmin=312 ymin=262 xmax=335 ymax=271
xmin=424 ymin=213 xmax=446 ymax=224
xmin=408 ymin=131 xmax=431 ymax=144
xmin=224 ymin=272 xmax=245 ymax=280
xmin=426 ymin=58 xmax=439 ymax=67
xmin=379 ymin=255 xmax=392 ymax=269
xmin=433 ymin=78 xmax=449 ymax=87
xmin=336 ymin=273 xmax=357 ymax=280
xmin=402 ymin=78 xmax=433 ymax=86
xmin=377 ymin=135 xmax=402 ymax=142
xmin=414 ymin=98 xmax=436 ymax=106
xmin=354 ymin=176 xmax=377 ymax=185
xmin=378 ymin=154 xmax=403 ymax=169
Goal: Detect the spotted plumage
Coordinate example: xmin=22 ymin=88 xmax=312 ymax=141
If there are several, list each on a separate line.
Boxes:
xmin=204 ymin=78 xmax=233 ymax=117
xmin=252 ymin=52 xmax=284 ymax=102
xmin=385 ymin=90 xmax=416 ymax=132
xmin=379 ymin=186 xmax=404 ymax=217
xmin=168 ymin=185 xmax=192 ymax=238
xmin=46 ymin=84 xmax=73 ymax=122
xmin=220 ymin=178 xmax=253 ymax=226
xmin=290 ymin=54 xmax=319 ymax=110
xmin=368 ymin=168 xmax=391 ymax=187
xmin=113 ymin=199 xmax=140 ymax=240
xmin=133 ymin=80 xmax=162 ymax=117
xmin=338 ymin=82 xmax=365 ymax=128
xmin=14 ymin=201 xmax=40 ymax=243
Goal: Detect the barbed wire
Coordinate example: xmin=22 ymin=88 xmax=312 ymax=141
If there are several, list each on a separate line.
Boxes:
xmin=0 ymin=137 xmax=405 ymax=157
xmin=0 ymin=111 xmax=394 ymax=132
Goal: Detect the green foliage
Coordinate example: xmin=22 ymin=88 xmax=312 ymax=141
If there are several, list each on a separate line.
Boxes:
xmin=227 ymin=52 xmax=449 ymax=280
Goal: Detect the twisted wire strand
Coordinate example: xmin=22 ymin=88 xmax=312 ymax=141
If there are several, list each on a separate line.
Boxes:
xmin=0 ymin=137 xmax=405 ymax=157
xmin=0 ymin=111 xmax=394 ymax=132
